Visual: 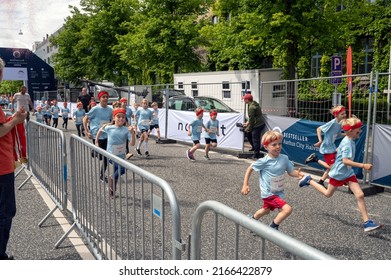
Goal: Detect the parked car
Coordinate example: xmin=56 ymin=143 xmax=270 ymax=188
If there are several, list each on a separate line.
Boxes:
xmin=153 ymin=89 xmax=185 ymax=108
xmin=167 ymin=95 xmax=238 ymax=113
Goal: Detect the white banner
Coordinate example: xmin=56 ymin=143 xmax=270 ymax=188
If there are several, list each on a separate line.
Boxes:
xmin=155 ymin=109 xmax=244 ymax=150
xmin=3 ymin=67 xmax=28 ymax=81
xmin=372 ymin=123 xmax=391 ymax=186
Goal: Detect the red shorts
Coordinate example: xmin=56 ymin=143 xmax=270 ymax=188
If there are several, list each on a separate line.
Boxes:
xmin=329 ymin=175 xmax=358 ymax=187
xmin=262 ymin=195 xmax=286 ymax=211
xmin=323 ymin=153 xmax=337 ymax=165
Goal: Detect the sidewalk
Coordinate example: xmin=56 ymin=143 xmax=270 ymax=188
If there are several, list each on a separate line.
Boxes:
xmin=7 ymin=166 xmax=94 ymax=260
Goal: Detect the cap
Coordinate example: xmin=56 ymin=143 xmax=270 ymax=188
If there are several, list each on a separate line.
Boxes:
xmin=243 ymin=94 xmax=253 ymax=101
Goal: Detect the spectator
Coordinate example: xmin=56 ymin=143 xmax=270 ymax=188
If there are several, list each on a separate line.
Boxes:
xmin=0 ymin=57 xmax=27 ymax=260
xmin=243 ymin=93 xmax=265 ymax=159
xmin=78 ymin=87 xmax=91 ymax=113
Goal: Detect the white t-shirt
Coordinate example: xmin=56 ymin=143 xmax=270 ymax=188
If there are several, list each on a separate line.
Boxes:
xmin=13 ymin=92 xmax=32 ymax=111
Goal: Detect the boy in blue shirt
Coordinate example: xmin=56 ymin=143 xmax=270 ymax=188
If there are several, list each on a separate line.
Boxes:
xmin=149 ymin=102 xmax=162 ymax=143
xmin=135 ymin=99 xmax=153 ymax=157
xmin=34 ymin=106 xmax=44 ymax=123
xmin=50 ymin=99 xmax=60 ymax=128
xmin=299 ymin=117 xmax=382 ymax=232
xmin=241 ymin=130 xmax=304 ymax=231
xmin=61 ymin=102 xmax=70 ymax=129
xmin=204 ymin=110 xmax=219 ymax=160
xmin=186 ymin=107 xmax=208 ymax=161
xmin=305 ymin=105 xmax=346 ymax=186
xmin=73 ymin=102 xmax=86 ymax=137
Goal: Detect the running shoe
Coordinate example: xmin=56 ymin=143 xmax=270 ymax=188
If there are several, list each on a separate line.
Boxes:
xmin=135 ymin=148 xmax=142 ymax=156
xmin=363 ymin=220 xmax=382 ymax=232
xmin=299 ymin=175 xmax=312 ymax=188
xmin=305 ymin=153 xmax=319 ymax=164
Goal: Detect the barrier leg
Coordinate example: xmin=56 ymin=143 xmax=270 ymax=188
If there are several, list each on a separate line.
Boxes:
xmin=38 ymin=205 xmax=58 ymax=227
xmin=17 ymin=174 xmax=33 ymax=190
xmin=55 ymin=222 xmax=76 ymax=249
xmin=14 ymin=164 xmax=26 ymax=178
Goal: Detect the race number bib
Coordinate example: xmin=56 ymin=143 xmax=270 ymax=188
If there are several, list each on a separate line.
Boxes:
xmin=196 ymin=126 xmax=202 ymax=133
xmin=112 ymin=144 xmax=126 ymax=156
xmin=209 ymin=126 xmax=217 ymax=133
xmin=139 ymin=119 xmax=150 ymax=126
xmin=270 ymin=174 xmax=286 ymax=193
xmin=76 ymin=116 xmax=83 ymax=123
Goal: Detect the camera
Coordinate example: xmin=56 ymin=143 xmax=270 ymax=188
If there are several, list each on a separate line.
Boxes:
xmin=236 ymin=123 xmax=244 ymax=132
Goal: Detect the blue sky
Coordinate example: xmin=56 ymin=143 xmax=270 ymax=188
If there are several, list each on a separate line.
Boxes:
xmin=0 ymin=0 xmax=81 ymax=50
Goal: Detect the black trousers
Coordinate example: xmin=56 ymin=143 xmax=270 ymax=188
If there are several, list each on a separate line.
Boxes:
xmin=248 ymin=124 xmax=265 ymax=159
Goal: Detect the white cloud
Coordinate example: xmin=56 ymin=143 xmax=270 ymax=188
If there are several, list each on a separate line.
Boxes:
xmin=0 ymin=0 xmax=81 ymax=50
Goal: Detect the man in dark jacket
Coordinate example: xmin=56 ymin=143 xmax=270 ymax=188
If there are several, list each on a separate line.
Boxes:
xmin=243 ymin=93 xmax=265 ymax=159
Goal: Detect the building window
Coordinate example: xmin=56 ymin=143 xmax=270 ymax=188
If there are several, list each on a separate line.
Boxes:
xmin=191 ymin=82 xmax=198 ymax=97
xmin=241 ymin=81 xmax=251 ymax=91
xmin=311 ymin=52 xmax=322 ymax=78
xmin=222 ymin=81 xmax=231 ymax=99
xmin=272 ymin=84 xmax=286 ymax=98
xmin=47 ymin=46 xmax=49 ymax=53
xmin=223 ymin=91 xmax=231 ymax=98
xmin=212 ymin=16 xmax=218 ymax=24
xmin=357 ymin=37 xmax=374 ymax=74
xmin=178 ymin=82 xmax=183 ymax=89
xmin=47 ymin=57 xmax=50 ymax=64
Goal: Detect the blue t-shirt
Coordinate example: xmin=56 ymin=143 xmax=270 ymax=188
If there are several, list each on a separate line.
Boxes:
xmin=251 ymin=154 xmax=294 ymax=199
xmin=329 ymin=136 xmax=356 ymax=181
xmin=35 ymin=112 xmax=44 ymax=123
xmin=319 ymin=118 xmax=342 ymax=154
xmin=205 ymin=119 xmax=219 ymax=139
xmin=103 ymin=125 xmax=132 ymax=159
xmin=151 ymin=108 xmax=159 ymax=125
xmin=61 ymin=107 xmax=70 ymax=118
xmin=73 ymin=109 xmax=86 ymax=125
xmin=87 ymin=105 xmax=113 ymax=139
xmin=189 ymin=118 xmax=204 ymax=141
xmin=125 ymin=107 xmax=133 ymax=124
xmin=136 ymin=108 xmax=153 ymax=130
xmin=51 ymin=105 xmax=60 ymax=118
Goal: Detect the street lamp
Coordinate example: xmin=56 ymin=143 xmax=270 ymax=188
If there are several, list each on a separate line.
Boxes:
xmin=0 ymin=27 xmax=23 ymax=35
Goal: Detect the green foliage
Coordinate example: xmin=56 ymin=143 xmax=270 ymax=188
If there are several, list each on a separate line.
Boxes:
xmin=0 ymin=80 xmax=23 ymax=95
xmin=51 ymin=0 xmax=391 ymax=89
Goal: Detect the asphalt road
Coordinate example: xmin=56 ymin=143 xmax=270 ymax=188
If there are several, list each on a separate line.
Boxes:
xmin=8 ymin=118 xmax=391 ymax=260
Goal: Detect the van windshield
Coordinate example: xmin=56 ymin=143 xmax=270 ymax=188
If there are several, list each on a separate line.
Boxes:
xmin=100 ymin=87 xmax=119 ymax=98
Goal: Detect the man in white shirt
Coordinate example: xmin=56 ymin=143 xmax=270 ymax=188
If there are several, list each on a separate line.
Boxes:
xmin=11 ymin=86 xmax=34 ymax=120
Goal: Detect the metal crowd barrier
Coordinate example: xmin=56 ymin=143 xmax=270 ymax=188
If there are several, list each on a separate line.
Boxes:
xmin=22 ymin=120 xmax=68 ymax=227
xmin=190 ymin=200 xmax=335 ymax=260
xmin=56 ymin=135 xmax=184 ymax=260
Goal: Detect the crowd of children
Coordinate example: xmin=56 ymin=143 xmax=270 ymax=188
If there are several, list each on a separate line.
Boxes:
xmin=32 ymin=97 xmax=383 ymax=232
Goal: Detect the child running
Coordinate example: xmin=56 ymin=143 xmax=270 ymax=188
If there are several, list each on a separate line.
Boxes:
xmin=149 ymin=102 xmax=162 ymax=143
xmin=95 ymin=108 xmax=136 ymax=197
xmin=204 ymin=109 xmax=219 ymax=160
xmin=73 ymin=102 xmax=86 ymax=137
xmin=134 ymin=99 xmax=153 ymax=157
xmin=305 ymin=105 xmax=346 ymax=187
xmin=120 ymin=98 xmax=134 ymax=159
xmin=61 ymin=102 xmax=70 ymax=129
xmin=51 ymin=99 xmax=60 ymax=128
xmin=34 ymin=106 xmax=44 ymax=124
xmin=299 ymin=117 xmax=382 ymax=232
xmin=186 ymin=107 xmax=208 ymax=161
xmin=241 ymin=130 xmax=304 ymax=231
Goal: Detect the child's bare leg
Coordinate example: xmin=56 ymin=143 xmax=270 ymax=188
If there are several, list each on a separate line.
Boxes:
xmin=318 ymin=159 xmax=331 ymax=170
xmin=190 ymin=143 xmax=200 ymax=154
xmin=273 ymin=204 xmax=292 ymax=225
xmin=309 ymin=179 xmax=337 ymax=197
xmin=205 ymin=144 xmax=210 ymax=156
xmin=348 ymin=182 xmax=368 ymax=222
xmin=253 ymin=208 xmax=270 ymax=220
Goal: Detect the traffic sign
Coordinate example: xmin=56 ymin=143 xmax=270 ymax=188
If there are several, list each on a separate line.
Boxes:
xmin=331 ymin=55 xmax=343 ymax=84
